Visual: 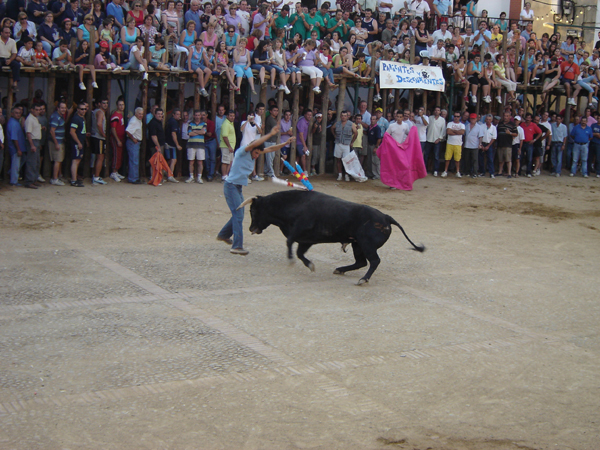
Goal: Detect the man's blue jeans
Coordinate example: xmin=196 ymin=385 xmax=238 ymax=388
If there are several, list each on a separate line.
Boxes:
xmin=588 ymin=142 xmax=599 ymax=175
xmin=218 ymin=181 xmax=244 ymax=249
xmin=263 ymin=142 xmax=276 ymax=177
xmin=205 ymin=139 xmax=217 ymax=179
xmin=126 ymin=139 xmax=140 ymax=182
xmin=571 ymin=143 xmax=589 ymax=176
xmin=550 ymin=142 xmax=563 ymax=174
xmin=10 ymin=152 xmax=25 ymax=185
xmin=522 ymin=142 xmax=534 ymax=175
xmin=423 ymin=141 xmax=440 ymax=173
xmin=478 ymin=144 xmax=495 ymax=175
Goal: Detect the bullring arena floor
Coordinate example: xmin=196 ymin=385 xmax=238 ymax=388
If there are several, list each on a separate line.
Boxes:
xmin=1 ymin=173 xmax=599 ymax=450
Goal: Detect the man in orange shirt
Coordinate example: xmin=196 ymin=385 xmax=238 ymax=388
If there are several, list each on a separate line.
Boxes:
xmin=560 ymin=53 xmax=582 ymax=106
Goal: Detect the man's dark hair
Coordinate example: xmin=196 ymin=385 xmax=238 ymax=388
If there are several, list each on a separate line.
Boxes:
xmin=227 ymin=109 xmax=235 ymax=115
xmin=255 ymin=102 xmax=265 ymax=110
xmin=155 ymin=107 xmax=163 ymax=114
xmin=269 ymin=104 xmax=278 ymax=111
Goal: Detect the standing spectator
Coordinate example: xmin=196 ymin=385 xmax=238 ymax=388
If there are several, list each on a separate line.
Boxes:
xmin=511 ymin=115 xmax=525 ymax=177
xmin=109 ymin=98 xmax=126 ymax=182
xmin=569 ymin=116 xmax=593 ymax=177
xmin=200 ymin=110 xmax=217 ymax=182
xmin=23 ymin=104 xmax=42 ymax=189
xmin=463 ymin=113 xmax=484 ymax=178
xmin=185 ymin=0 xmax=202 ymax=34
xmin=90 ymin=98 xmax=108 ymax=185
xmin=219 ymin=109 xmax=236 ymax=180
xmin=550 ymin=114 xmax=568 ymax=177
xmin=125 ymin=107 xmax=144 ymax=184
xmin=264 ymin=104 xmax=279 ymax=178
xmin=332 ymin=110 xmax=357 ymax=181
xmin=386 ymin=109 xmax=410 ymax=146
xmin=520 ymin=113 xmax=542 ymax=177
xmin=496 ymin=111 xmax=517 ymax=178
xmin=37 ymin=103 xmax=48 ymax=183
xmin=424 ymin=106 xmax=446 ymax=176
xmin=367 ymin=115 xmax=382 ymax=180
xmin=49 ymin=101 xmax=67 ymax=185
xmin=106 ymin=0 xmax=124 ymax=27
xmin=185 ymin=110 xmax=206 ymax=183
xmin=69 ymin=102 xmax=88 ymax=187
xmin=441 ymin=110 xmax=465 ymax=177
xmin=478 ymin=114 xmax=497 ymax=178
xmin=236 ymin=0 xmax=251 ymax=37
xmin=414 ymin=106 xmax=428 ymax=156
xmin=148 ymin=108 xmax=171 ymax=183
xmin=295 ymin=108 xmax=313 ymax=175
xmin=519 ymin=2 xmax=534 ymax=27
xmin=8 ymin=105 xmax=27 ymax=186
xmin=164 ymin=108 xmax=182 ymax=178
xmin=0 ymin=26 xmax=20 ymax=91
xmin=310 ymin=112 xmax=323 ymax=176
xmin=27 ymin=0 xmax=48 ymax=25
xmin=279 ymin=109 xmax=293 ymax=173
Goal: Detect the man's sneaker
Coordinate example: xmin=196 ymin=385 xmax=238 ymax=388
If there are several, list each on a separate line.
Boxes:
xmin=527 ymin=174 xmax=532 ymax=178
xmin=79 ymin=82 xmax=86 ymax=90
xmin=216 ymin=236 xmax=233 ymax=245
xmin=50 ymin=178 xmax=65 ymax=186
xmin=110 ymin=172 xmax=121 ymax=182
xmin=92 ymin=176 xmax=107 ymax=185
xmin=433 ymin=171 xmax=438 ymax=177
xmin=584 ymin=174 xmax=589 ymax=178
xmin=197 ymin=175 xmax=203 ymax=184
xmin=252 ymin=175 xmax=264 ymax=181
xmin=310 ymin=170 xmax=317 ymax=176
xmin=284 ymin=85 xmax=291 ymax=94
xmin=200 ymin=88 xmax=209 ymax=97
xmin=37 ymin=175 xmax=45 ymax=182
xmin=456 ymin=172 xmax=462 ymax=178
xmin=555 ymin=173 xmax=560 ymax=177
xmin=441 ymin=171 xmax=448 ymax=178
xmin=337 ymin=173 xmax=342 ymax=181
xmin=569 ymin=173 xmax=574 ymax=177
xmin=597 ymin=174 xmax=600 ymax=178
xmin=496 ymin=95 xmax=502 ymax=103
xmin=71 ymin=180 xmax=84 ymax=187
xmin=568 ymin=98 xmax=576 ymax=105
xmin=490 ymin=174 xmax=495 ymax=179
xmin=116 ymin=173 xmax=125 ymax=179
xmin=143 ymin=71 xmax=149 ymax=80
xmin=222 ymin=175 xmax=227 ymax=181
xmin=472 ymin=96 xmax=477 ymax=103
xmin=388 ymin=93 xmax=395 ymax=101
xmin=345 ymin=174 xmax=350 ymax=182
xmin=230 ymin=248 xmax=249 ymax=255
xmin=484 ymin=95 xmax=492 ymax=103
xmin=373 ymin=94 xmax=381 ymax=101
xmin=185 ymin=175 xmax=194 ymax=183
xmin=92 ymin=81 xmax=99 ymax=88
xmin=167 ymin=176 xmax=179 ymax=183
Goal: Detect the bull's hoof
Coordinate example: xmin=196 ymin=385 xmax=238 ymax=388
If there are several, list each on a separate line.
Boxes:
xmin=333 ymin=269 xmax=344 ymax=275
xmin=357 ymin=278 xmax=369 ymax=285
xmin=308 ymin=262 xmax=315 ymax=272
xmin=341 ymin=243 xmax=349 ymax=253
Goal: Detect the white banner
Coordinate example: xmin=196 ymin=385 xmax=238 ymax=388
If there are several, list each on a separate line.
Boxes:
xmin=379 ymin=61 xmax=445 ymax=92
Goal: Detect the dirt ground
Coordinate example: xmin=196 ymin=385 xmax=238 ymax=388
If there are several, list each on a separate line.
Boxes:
xmin=0 ymin=173 xmax=599 ymax=450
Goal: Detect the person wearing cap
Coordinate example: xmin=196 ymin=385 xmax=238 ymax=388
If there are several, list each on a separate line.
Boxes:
xmin=375 ymin=107 xmax=389 ymax=134
xmin=511 ymin=115 xmax=525 ymax=177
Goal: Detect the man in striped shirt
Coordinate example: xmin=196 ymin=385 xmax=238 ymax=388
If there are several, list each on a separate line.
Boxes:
xmin=185 ymin=110 xmax=206 ymax=184
xmin=49 ymin=101 xmax=67 ymax=185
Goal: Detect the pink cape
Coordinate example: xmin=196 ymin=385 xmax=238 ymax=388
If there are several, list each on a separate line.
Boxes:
xmin=377 ymin=127 xmax=427 ymax=190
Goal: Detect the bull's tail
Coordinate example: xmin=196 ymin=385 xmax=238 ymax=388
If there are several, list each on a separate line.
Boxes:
xmin=387 ymin=216 xmax=426 ymax=253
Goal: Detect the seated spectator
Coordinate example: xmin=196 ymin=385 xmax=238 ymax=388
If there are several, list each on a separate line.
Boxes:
xmin=77 ymin=14 xmax=98 ymax=46
xmin=14 ymin=12 xmax=37 ymax=48
xmin=72 ymin=39 xmax=98 ymax=88
xmin=39 ymin=12 xmax=61 ymax=55
xmin=561 ymin=53 xmax=581 ymax=105
xmin=34 ymin=41 xmax=52 ymax=69
xmin=52 ymin=39 xmax=75 ymax=70
xmin=149 ymin=38 xmax=172 ymax=70
xmin=129 ymin=35 xmax=149 ymax=80
xmin=100 ymin=18 xmax=116 ymax=52
xmin=138 ymin=14 xmax=161 ymax=46
xmin=16 ymin=37 xmax=36 ymax=67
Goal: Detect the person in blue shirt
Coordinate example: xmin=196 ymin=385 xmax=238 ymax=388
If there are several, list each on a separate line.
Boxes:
xmin=106 ymin=0 xmax=124 ymax=28
xmin=590 ymin=115 xmax=600 ymax=178
xmin=569 ymin=116 xmax=593 ymax=177
xmin=7 ymin=105 xmax=28 ymax=187
xmin=216 ymin=122 xmax=291 ymax=256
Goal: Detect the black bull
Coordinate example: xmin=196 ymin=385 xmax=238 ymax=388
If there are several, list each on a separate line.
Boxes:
xmin=238 ymin=191 xmax=425 ymax=284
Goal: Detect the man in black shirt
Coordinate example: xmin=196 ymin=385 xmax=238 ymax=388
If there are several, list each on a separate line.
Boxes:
xmin=263 ymin=104 xmax=279 ymax=178
xmin=69 ymin=101 xmax=88 ymax=187
xmin=148 ymin=108 xmax=177 ymax=183
xmin=496 ymin=111 xmax=518 ymax=178
xmin=164 ymin=108 xmax=182 ymax=179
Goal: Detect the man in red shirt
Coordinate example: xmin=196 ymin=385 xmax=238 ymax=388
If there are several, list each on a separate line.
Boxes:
xmin=520 ymin=113 xmax=542 ymax=177
xmin=560 ymin=54 xmax=582 ymax=106
xmin=110 ymin=98 xmax=127 ymax=182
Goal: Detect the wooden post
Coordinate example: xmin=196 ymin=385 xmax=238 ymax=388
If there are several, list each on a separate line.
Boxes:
xmin=366 ymin=52 xmax=377 ymax=113
xmin=306 ymin=89 xmax=315 ymax=152
xmin=523 ymin=46 xmax=530 ymax=114
xmin=88 ymin=29 xmax=96 ymax=68
xmin=409 ymin=36 xmax=416 ymax=111
xmin=318 ymin=82 xmax=329 ymax=175
xmin=83 ymin=77 xmax=94 ymax=179
xmin=336 ymin=77 xmax=347 ymax=124
xmin=44 ymin=73 xmax=57 ymax=179
xmin=4 ymin=76 xmax=14 ymax=181
xmin=176 ymin=79 xmax=185 ymax=177
xmin=382 ymin=92 xmax=388 ymax=116
xmin=290 ymin=84 xmax=300 ymax=166
xmin=194 ymin=76 xmax=200 ymax=110
xmin=394 ymin=88 xmax=400 ymax=113
xmin=140 ymin=81 xmax=148 ymax=179
xmin=229 ymin=88 xmax=235 ymax=111
xmin=160 ymin=77 xmax=167 ymax=126
xmin=28 ymin=74 xmax=35 ymax=104
xmin=257 ymin=83 xmax=267 ymax=176
xmin=275 ymin=89 xmax=284 ymax=176
xmin=210 ymin=78 xmax=218 ymax=121
xmin=422 ymin=87 xmax=427 ymax=114
xmin=104 ymin=73 xmax=112 ymax=178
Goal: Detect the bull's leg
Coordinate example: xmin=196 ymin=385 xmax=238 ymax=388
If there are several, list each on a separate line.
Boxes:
xmin=357 ymin=247 xmax=381 ymax=285
xmin=296 ymin=243 xmax=315 ymax=272
xmin=334 ymin=243 xmax=367 ymax=275
xmin=286 ymin=236 xmax=294 ymax=260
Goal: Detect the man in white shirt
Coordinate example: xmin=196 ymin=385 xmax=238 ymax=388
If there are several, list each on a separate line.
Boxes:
xmin=431 ymin=22 xmax=451 ymax=44
xmin=424 ymin=106 xmax=446 ymax=175
xmin=429 ymin=38 xmax=446 ymax=66
xmin=236 ymin=0 xmax=251 ymax=37
xmin=442 ymin=110 xmax=465 ymax=177
xmin=125 ymin=107 xmax=144 ymax=184
xmin=377 ymin=0 xmax=393 ymax=16
xmin=386 ymin=110 xmax=410 ymax=144
xmin=404 ymin=0 xmax=429 ymax=19
xmin=414 ymin=107 xmax=428 ymax=153
xmin=479 ymin=114 xmax=497 ymax=178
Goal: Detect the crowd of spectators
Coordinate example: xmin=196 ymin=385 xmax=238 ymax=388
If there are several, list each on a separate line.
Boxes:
xmin=2 ymin=0 xmax=600 ymax=187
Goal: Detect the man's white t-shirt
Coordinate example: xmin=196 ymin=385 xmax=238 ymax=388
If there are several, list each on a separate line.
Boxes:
xmin=414 ymin=116 xmax=428 ymax=142
xmin=431 ymin=29 xmax=452 ymax=44
xmin=513 ymin=126 xmax=525 ymax=145
xmin=240 ymin=120 xmax=259 ymax=148
xmin=446 ymin=121 xmax=465 ymax=146
xmin=386 ymin=121 xmax=410 ymax=144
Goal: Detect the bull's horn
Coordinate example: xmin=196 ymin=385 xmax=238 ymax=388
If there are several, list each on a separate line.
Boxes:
xmin=236 ymin=196 xmax=256 ymax=210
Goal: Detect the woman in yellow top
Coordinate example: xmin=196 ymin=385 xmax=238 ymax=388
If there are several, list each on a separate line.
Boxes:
xmin=493 ymin=54 xmax=517 ymax=103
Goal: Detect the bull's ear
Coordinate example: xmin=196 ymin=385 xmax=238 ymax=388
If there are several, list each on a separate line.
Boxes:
xmin=237 ymin=196 xmax=257 ymax=210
